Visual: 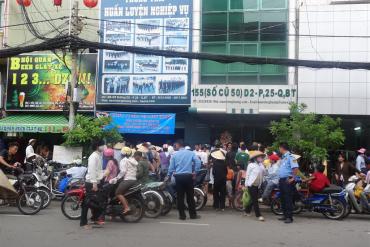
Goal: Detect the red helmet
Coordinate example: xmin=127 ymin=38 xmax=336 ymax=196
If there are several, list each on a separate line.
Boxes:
xmin=103 ymin=148 xmax=114 ymax=157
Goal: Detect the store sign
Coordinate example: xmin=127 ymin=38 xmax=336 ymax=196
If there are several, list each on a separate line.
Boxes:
xmin=6 ymin=54 xmax=97 ymax=111
xmin=0 ymin=125 xmax=68 ymax=133
xmin=97 ymin=111 xmax=176 ymax=135
xmin=97 ymin=0 xmax=192 ymax=105
xmin=191 ymin=85 xmax=297 ymax=114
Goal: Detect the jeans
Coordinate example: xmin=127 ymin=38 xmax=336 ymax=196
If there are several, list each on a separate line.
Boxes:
xmin=80 ymin=182 xmax=104 ymax=227
xmin=213 ymin=179 xmax=226 ymax=209
xmin=245 ymin=186 xmax=261 ymax=217
xmin=262 ymin=181 xmax=278 ymax=200
xmin=175 ymin=174 xmax=197 ymax=219
xmin=279 ymin=178 xmax=295 ymax=220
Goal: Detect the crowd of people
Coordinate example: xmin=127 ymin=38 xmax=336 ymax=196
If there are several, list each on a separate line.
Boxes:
xmin=1 ymin=138 xmax=369 ymax=228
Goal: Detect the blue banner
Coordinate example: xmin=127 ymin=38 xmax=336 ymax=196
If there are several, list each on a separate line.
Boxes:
xmin=97 ymin=112 xmax=176 ymax=135
xmin=97 ymin=0 xmax=193 ymax=105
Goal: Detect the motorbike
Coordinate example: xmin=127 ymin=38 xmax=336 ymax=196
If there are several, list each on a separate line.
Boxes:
xmin=344 ymin=175 xmax=370 ymax=216
xmin=0 ymin=169 xmax=44 ymax=215
xmin=270 ymin=183 xmax=348 ymax=220
xmin=61 ymin=182 xmax=146 ymax=223
xmin=164 ymin=169 xmax=208 ymax=212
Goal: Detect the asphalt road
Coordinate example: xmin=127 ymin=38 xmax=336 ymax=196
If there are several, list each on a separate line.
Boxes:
xmin=0 ymin=202 xmax=369 ymax=247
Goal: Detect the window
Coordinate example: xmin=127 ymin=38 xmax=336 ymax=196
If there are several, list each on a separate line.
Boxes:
xmin=229 ymin=13 xmax=259 ymax=41
xmin=261 ymin=0 xmax=287 ymax=9
xmin=203 ymin=0 xmax=228 ymax=12
xmin=260 ymin=43 xmax=287 ymax=75
xmin=201 ymin=44 xmax=227 ymax=74
xmin=230 ymin=0 xmax=258 ymax=10
xmin=202 ymin=13 xmax=227 ymax=42
xmin=229 ymin=44 xmax=258 ymax=73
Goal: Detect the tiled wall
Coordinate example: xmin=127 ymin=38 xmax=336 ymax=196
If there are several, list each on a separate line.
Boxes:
xmin=295 ymin=0 xmax=370 ymax=115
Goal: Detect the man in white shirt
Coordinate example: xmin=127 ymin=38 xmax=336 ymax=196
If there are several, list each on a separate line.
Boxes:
xmin=80 ymin=140 xmax=105 ymax=229
xmin=25 ymin=139 xmax=36 ymax=162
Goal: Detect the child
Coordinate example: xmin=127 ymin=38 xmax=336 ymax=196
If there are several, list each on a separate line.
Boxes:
xmin=226 ymin=166 xmax=234 ymax=207
xmin=304 ymin=164 xmax=330 ymax=193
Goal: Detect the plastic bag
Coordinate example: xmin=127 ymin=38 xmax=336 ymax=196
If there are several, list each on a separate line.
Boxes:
xmin=242 ymin=188 xmax=251 ymax=208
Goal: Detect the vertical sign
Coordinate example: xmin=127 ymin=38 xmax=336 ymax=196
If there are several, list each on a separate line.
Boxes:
xmin=97 ymin=0 xmax=192 ymax=105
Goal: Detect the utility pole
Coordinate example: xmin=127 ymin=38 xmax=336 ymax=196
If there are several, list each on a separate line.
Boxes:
xmin=68 ymin=1 xmax=80 ymax=130
xmin=294 ymin=0 xmax=300 ymax=104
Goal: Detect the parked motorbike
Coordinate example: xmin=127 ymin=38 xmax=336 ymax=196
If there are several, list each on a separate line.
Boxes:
xmin=61 ymin=182 xmax=146 ymax=223
xmin=344 ymin=175 xmax=370 ymax=217
xmin=271 ymin=184 xmax=348 ymax=220
xmin=0 ymin=170 xmax=44 ymax=215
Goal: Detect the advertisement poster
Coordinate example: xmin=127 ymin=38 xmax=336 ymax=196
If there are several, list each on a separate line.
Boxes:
xmin=97 ymin=111 xmax=176 ymax=135
xmin=6 ymin=54 xmax=97 ymax=111
xmin=97 ymin=0 xmax=192 ymax=105
xmin=191 ymin=85 xmax=297 ymax=114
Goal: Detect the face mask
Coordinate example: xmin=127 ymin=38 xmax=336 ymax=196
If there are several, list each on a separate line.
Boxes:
xmin=256 ymin=157 xmax=264 ymax=163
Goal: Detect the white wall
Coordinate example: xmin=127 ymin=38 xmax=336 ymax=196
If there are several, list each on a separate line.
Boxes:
xmin=294 ymin=0 xmax=370 ymax=115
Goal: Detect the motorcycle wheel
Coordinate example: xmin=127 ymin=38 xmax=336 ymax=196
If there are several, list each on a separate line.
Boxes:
xmin=160 ymin=191 xmax=173 ymax=216
xmin=270 ymin=198 xmax=284 ymax=215
xmin=232 ymin=191 xmax=244 ymax=212
xmin=120 ymin=196 xmax=144 ymax=223
xmin=38 ymin=188 xmax=52 ymax=209
xmin=16 ymin=190 xmax=44 ymax=215
xmin=61 ymin=195 xmax=82 ymax=220
xmin=322 ymin=198 xmax=346 ymax=220
xmin=144 ymin=191 xmax=163 ymax=218
xmin=185 ymin=188 xmax=206 ymax=211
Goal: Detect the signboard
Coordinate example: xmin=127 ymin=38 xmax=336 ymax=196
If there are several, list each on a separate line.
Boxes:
xmin=191 ymin=85 xmax=297 ymax=114
xmin=53 ymin=145 xmax=83 ymax=164
xmin=97 ymin=0 xmax=192 ymax=105
xmin=6 ymin=54 xmax=97 ymax=111
xmin=97 ymin=111 xmax=176 ymax=135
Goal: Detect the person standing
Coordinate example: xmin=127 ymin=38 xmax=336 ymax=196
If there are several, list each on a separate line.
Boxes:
xmin=167 ymin=139 xmax=201 ymax=220
xmin=210 ymin=148 xmax=227 ymax=211
xmin=356 ymin=148 xmax=367 ymax=174
xmin=244 ymin=151 xmax=266 ymax=221
xmin=335 ymin=153 xmax=361 ymax=186
xmin=159 ymin=144 xmax=171 ymax=181
xmin=25 ymin=139 xmax=36 ymax=160
xmin=80 ymin=140 xmax=105 ymax=229
xmin=278 ymin=143 xmax=299 ymax=224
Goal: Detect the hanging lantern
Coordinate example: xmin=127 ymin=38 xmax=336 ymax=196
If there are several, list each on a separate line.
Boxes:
xmin=83 ymin=0 xmax=98 ymax=8
xmin=54 ymin=0 xmax=62 ymax=7
xmin=16 ymin=0 xmax=32 ymax=7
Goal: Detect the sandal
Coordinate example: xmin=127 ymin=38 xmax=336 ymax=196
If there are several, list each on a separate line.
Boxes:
xmin=122 ymin=208 xmax=131 ymax=215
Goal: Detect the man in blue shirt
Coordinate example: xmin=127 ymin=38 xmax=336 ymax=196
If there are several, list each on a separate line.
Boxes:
xmin=167 ymin=139 xmax=201 ymax=220
xmin=278 ymin=142 xmax=299 ymax=224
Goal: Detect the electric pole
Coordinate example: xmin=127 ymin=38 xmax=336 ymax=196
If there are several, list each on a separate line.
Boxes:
xmin=68 ymin=1 xmax=80 ymax=130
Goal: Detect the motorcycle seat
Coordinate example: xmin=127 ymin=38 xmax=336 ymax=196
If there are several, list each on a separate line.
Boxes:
xmin=321 ymin=185 xmax=343 ymax=194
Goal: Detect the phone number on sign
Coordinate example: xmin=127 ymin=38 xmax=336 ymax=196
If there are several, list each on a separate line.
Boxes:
xmin=192 ymin=87 xmax=297 ymax=99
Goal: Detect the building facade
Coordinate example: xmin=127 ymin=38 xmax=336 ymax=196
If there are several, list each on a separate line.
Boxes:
xmin=1 ymin=0 xmax=370 ymax=148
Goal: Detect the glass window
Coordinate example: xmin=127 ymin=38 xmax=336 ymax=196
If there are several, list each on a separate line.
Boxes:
xmin=0 ymin=1 xmax=3 ymax=28
xmin=229 ymin=75 xmax=259 ymax=85
xmin=203 ymin=0 xmax=228 ymax=12
xmin=201 ymin=44 xmax=227 ymax=74
xmin=260 ymin=22 xmax=287 ymax=41
xmin=229 ymin=44 xmax=258 ymax=72
xmin=229 ymin=13 xmax=259 ymax=41
xmin=261 ymin=0 xmax=287 ymax=9
xmin=230 ymin=0 xmax=258 ymax=10
xmin=202 ymin=13 xmax=227 ymax=42
xmin=201 ymin=76 xmax=227 ymax=85
xmin=260 ymin=43 xmax=287 ymax=74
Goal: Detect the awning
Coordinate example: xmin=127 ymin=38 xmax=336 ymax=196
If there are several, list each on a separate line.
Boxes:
xmin=0 ymin=114 xmax=69 ymax=133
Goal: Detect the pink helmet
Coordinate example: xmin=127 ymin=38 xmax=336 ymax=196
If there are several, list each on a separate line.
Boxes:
xmin=103 ymin=148 xmax=114 ymax=157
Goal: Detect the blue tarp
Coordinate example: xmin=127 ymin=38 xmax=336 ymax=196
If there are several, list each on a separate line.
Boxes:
xmin=98 ymin=112 xmax=176 ymax=135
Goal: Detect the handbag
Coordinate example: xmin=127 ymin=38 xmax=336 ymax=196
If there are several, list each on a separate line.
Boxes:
xmin=241 ymin=188 xmax=251 ymax=208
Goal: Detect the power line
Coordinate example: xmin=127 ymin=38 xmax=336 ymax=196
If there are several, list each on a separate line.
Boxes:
xmin=0 ymin=16 xmax=68 ymax=29
xmin=2 ymin=35 xmax=370 ymax=70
